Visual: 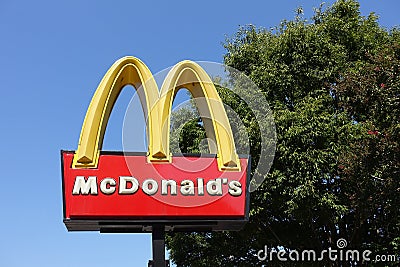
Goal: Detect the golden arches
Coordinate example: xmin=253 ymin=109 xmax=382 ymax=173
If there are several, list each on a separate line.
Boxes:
xmin=158 ymin=60 xmax=239 ymax=170
xmin=72 ymin=57 xmax=160 ymax=168
xmin=73 ymin=56 xmax=240 ymax=171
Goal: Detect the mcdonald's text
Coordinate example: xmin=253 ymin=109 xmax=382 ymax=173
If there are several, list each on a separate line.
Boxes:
xmin=72 ymin=176 xmax=243 ymax=197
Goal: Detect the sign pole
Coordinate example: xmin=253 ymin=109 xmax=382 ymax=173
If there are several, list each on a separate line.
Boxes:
xmin=152 ymin=224 xmax=165 ymax=267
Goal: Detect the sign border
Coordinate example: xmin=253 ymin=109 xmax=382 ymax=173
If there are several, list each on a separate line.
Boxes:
xmin=61 ymin=150 xmax=251 ymax=232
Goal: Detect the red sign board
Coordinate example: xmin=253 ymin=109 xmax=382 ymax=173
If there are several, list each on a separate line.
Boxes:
xmin=62 ymin=151 xmax=250 ymax=232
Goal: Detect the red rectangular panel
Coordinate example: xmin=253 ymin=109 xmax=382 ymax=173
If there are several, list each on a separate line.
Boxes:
xmin=62 ymin=151 xmax=250 ymax=231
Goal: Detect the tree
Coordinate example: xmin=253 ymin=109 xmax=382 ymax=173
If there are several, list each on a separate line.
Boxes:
xmin=166 ymin=1 xmax=400 ymax=265
xmin=336 ymin=39 xmax=400 ymax=255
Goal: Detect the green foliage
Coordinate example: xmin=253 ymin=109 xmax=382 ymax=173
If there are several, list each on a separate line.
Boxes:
xmin=336 ymin=41 xmax=400 ymax=254
xmin=167 ymin=1 xmax=400 ymax=265
xmin=169 ymin=100 xmax=207 ymax=154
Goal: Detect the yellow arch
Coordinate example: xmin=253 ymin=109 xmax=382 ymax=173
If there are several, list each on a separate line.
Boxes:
xmin=73 ymin=56 xmax=240 ymax=171
xmin=72 ymin=56 xmax=161 ymax=168
xmin=158 ymin=60 xmax=239 ymax=170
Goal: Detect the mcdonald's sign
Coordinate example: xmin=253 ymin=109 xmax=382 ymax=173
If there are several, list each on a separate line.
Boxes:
xmin=61 ymin=57 xmax=250 ymax=232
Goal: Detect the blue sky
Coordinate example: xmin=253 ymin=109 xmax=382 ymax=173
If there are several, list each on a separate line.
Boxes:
xmin=0 ymin=1 xmax=398 ymax=266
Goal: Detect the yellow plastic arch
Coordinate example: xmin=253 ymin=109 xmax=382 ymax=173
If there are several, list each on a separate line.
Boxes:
xmin=73 ymin=56 xmax=240 ymax=171
xmin=72 ymin=56 xmax=160 ymax=168
xmin=158 ymin=60 xmax=240 ymax=170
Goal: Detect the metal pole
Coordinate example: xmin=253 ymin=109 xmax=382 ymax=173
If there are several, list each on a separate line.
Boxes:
xmin=152 ymin=224 xmax=165 ymax=267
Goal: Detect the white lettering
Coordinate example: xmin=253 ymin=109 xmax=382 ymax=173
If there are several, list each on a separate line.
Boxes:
xmin=257 ymin=245 xmax=268 ymax=261
xmin=143 ymin=179 xmax=158 ymax=195
xmin=72 ymin=176 xmax=98 ymax=195
xmin=197 ymin=178 xmax=204 ymax=195
xmin=328 ymin=247 xmax=337 ymax=261
xmin=289 ymin=250 xmax=299 ymax=261
xmin=362 ymin=250 xmax=372 ymax=261
xmin=318 ymin=250 xmax=327 ymax=261
xmin=345 ymin=250 xmax=360 ymax=261
xmin=228 ymin=180 xmax=242 ymax=196
xmin=100 ymin=178 xmax=116 ymax=194
xmin=71 ymin=176 xmax=244 ymax=197
xmin=302 ymin=250 xmax=316 ymax=261
xmin=180 ymin=180 xmax=195 ymax=195
xmin=277 ymin=250 xmax=287 ymax=261
xmin=119 ymin=176 xmax=139 ymax=194
xmin=161 ymin=180 xmax=177 ymax=195
xmin=206 ymin=179 xmax=223 ymax=195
